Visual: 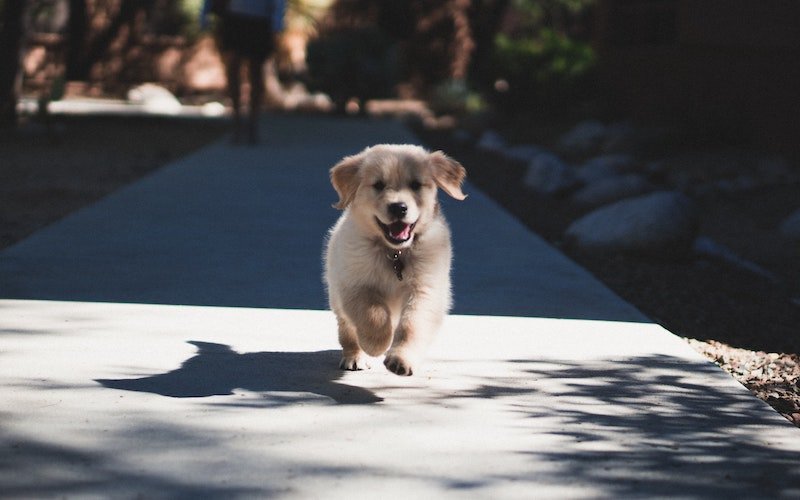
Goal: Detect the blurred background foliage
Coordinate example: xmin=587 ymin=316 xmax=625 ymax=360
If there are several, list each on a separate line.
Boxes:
xmin=479 ymin=0 xmax=597 ymax=118
xmin=302 ymin=0 xmax=597 ymax=116
xmin=4 ymin=1 xmax=800 ymax=167
xmin=305 ymin=0 xmax=476 ymax=107
xmin=2 ymin=0 xmax=598 ymax=122
xmin=490 ymin=27 xmax=595 ymax=115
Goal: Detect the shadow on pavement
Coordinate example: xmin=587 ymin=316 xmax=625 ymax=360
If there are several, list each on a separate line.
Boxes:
xmin=96 ymin=341 xmax=382 ymax=405
xmin=0 ymin=430 xmax=269 ymax=499
xmin=434 ymin=354 xmax=800 ymax=496
xmin=6 ymin=351 xmax=798 ymax=497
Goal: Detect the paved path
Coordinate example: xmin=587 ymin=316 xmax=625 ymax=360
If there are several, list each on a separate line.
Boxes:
xmin=0 ymin=114 xmax=640 ymax=320
xmin=1 ymin=114 xmax=799 ymax=498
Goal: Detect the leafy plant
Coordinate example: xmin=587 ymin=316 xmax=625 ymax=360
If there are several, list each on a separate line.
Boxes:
xmin=429 ymin=79 xmax=486 ymax=117
xmin=491 ymin=28 xmax=596 ymax=114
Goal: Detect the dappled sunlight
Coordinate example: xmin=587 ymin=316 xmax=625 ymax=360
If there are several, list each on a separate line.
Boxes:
xmin=1 ymin=0 xmax=798 ymax=495
xmin=2 ymin=299 xmax=799 ymax=496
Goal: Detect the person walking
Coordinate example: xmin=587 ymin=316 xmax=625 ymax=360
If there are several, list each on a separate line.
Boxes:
xmin=202 ymin=0 xmax=285 ymax=144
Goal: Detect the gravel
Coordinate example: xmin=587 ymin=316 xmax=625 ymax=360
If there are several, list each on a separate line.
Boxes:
xmin=688 ymin=339 xmax=800 ymax=426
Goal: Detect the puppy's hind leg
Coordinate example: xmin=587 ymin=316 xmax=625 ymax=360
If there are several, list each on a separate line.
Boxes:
xmin=337 ymin=315 xmax=371 ymax=370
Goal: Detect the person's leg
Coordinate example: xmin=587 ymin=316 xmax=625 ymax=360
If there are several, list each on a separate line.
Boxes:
xmin=246 ymin=55 xmax=266 ymax=145
xmin=223 ymin=50 xmax=243 ymax=143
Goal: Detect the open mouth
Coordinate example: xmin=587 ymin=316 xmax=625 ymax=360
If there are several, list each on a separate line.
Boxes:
xmin=376 ymin=218 xmax=416 ymax=245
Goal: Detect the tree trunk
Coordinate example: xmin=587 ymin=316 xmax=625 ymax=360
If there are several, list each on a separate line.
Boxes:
xmin=0 ymin=0 xmax=25 ymax=129
xmin=449 ymin=0 xmax=474 ymax=81
xmin=65 ymin=0 xmax=88 ymax=80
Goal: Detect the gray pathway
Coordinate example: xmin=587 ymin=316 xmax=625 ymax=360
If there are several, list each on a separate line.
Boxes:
xmin=1 ymin=113 xmax=799 ymax=498
xmin=0 ymin=114 xmax=642 ymax=320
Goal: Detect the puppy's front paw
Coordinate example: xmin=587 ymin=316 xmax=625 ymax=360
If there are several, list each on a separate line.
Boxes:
xmin=383 ymin=351 xmax=415 ymax=376
xmin=340 ymin=352 xmax=371 ymax=371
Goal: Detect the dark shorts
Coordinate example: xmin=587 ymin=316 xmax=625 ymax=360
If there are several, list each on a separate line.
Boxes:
xmin=217 ymin=13 xmax=275 ymax=60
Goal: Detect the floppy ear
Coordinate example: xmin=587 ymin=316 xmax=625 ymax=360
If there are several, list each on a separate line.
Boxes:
xmin=429 ymin=151 xmax=467 ymax=201
xmin=330 ymin=152 xmax=364 ymax=209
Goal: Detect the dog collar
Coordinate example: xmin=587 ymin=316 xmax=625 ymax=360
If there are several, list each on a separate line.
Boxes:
xmin=386 ymin=249 xmax=405 ymax=281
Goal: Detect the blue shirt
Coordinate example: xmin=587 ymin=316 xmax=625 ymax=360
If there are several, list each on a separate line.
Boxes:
xmin=201 ymin=0 xmax=285 ymax=32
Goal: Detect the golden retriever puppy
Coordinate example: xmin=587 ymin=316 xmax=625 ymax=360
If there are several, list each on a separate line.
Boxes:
xmin=324 ymin=144 xmax=467 ymax=376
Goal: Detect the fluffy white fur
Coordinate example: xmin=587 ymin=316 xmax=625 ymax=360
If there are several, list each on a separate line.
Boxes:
xmin=324 ymin=144 xmax=467 ymax=376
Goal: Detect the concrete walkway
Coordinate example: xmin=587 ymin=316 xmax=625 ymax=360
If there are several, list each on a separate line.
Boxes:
xmin=1 ymin=114 xmax=799 ymax=498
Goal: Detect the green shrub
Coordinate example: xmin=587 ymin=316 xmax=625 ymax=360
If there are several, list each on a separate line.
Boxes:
xmin=429 ymin=79 xmax=486 ymax=117
xmin=491 ymin=28 xmax=596 ymax=114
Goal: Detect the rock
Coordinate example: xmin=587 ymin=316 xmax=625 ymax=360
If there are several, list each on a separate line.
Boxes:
xmin=451 ymin=129 xmax=473 ymax=144
xmin=660 ymin=150 xmax=794 ymax=193
xmin=645 ymin=160 xmax=667 ymax=177
xmin=575 ymin=154 xmax=637 ymax=184
xmin=523 ymin=153 xmax=578 ymax=195
xmin=502 ymin=144 xmax=546 ymax=163
xmin=476 ymin=130 xmax=506 ymax=153
xmin=127 ymin=83 xmax=182 ymax=115
xmin=282 ymin=90 xmax=334 ymax=113
xmin=600 ymin=122 xmax=638 ymax=154
xmin=557 ymin=120 xmax=606 ymax=159
xmin=605 ymin=123 xmax=670 ymax=156
xmin=570 ymin=174 xmax=655 ymax=208
xmin=756 ymin=155 xmax=792 ymax=182
xmin=712 ymin=175 xmax=759 ymax=195
xmin=564 ymin=191 xmax=698 ymax=255
xmin=201 ymin=101 xmax=226 ymax=117
xmin=693 ymin=237 xmax=779 ymax=282
xmin=779 ymin=209 xmax=800 ymax=240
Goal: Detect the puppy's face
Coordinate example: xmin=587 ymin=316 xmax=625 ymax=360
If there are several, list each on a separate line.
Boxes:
xmin=330 ymin=145 xmax=466 ymax=249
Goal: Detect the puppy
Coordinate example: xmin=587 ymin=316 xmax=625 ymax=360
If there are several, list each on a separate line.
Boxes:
xmin=324 ymin=144 xmax=467 ymax=376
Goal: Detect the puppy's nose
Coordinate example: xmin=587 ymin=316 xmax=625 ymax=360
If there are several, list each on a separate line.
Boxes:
xmin=388 ymin=202 xmax=408 ymax=219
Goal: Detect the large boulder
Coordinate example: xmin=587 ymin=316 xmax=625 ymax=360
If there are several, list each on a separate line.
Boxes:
xmin=523 ymin=152 xmax=578 ymax=195
xmin=600 ymin=121 xmax=638 ymax=154
xmin=476 ymin=130 xmax=506 ymax=153
xmin=779 ymin=209 xmax=800 ymax=240
xmin=564 ymin=191 xmax=698 ymax=255
xmin=570 ymin=174 xmax=655 ymax=208
xmin=502 ymin=144 xmax=546 ymax=163
xmin=127 ymin=84 xmax=181 ymax=115
xmin=693 ymin=237 xmax=778 ymax=282
xmin=557 ymin=120 xmax=606 ymax=159
xmin=574 ymin=154 xmax=637 ymax=184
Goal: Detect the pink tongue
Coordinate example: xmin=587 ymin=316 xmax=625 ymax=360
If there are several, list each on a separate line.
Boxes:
xmin=390 ymin=223 xmax=411 ymax=240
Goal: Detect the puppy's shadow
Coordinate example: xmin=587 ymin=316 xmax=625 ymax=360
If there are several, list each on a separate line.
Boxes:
xmin=97 ymin=341 xmax=382 ymax=405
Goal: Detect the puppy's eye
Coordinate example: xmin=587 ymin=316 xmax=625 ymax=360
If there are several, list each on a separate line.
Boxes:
xmin=410 ymin=180 xmax=422 ymax=191
xmin=373 ymin=181 xmax=386 ymax=192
